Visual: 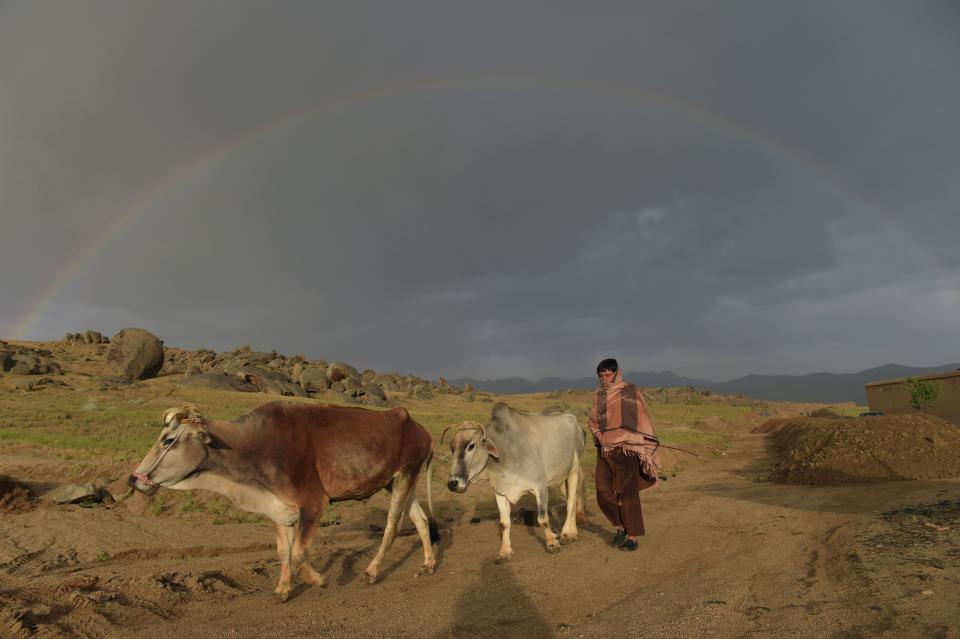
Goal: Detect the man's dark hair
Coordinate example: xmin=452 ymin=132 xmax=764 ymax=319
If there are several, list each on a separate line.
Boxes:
xmin=596 ymin=358 xmax=619 ymax=374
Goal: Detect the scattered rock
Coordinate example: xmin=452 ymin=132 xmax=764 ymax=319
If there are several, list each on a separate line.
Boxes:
xmin=14 ymin=377 xmax=72 ymax=392
xmin=9 ymin=361 xmax=33 ymax=375
xmin=360 ymin=382 xmax=387 ymax=402
xmin=50 ymin=483 xmax=100 ymax=505
xmin=63 ymin=331 xmax=109 ymax=344
xmin=411 ymin=384 xmax=433 ymax=400
xmin=178 ymin=372 xmax=258 ymax=392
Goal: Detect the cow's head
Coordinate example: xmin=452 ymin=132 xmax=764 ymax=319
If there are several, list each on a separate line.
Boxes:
xmin=443 ymin=421 xmax=499 ymax=493
xmin=128 ymin=405 xmax=212 ymax=496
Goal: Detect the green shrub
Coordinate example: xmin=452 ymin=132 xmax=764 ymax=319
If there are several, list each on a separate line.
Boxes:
xmin=903 ymin=377 xmax=943 ymax=410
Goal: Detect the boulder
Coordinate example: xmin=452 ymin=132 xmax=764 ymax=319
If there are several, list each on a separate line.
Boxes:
xmin=106 ymin=328 xmax=164 ymax=380
xmin=327 ymin=361 xmax=360 ymax=382
xmin=9 ymin=360 xmax=34 ymax=375
xmin=83 ymin=330 xmax=106 ymax=344
xmin=0 ymin=351 xmax=12 ymax=372
xmin=178 ymin=372 xmax=258 ymax=392
xmin=359 ymin=393 xmax=388 ymax=407
xmin=412 ymin=384 xmax=433 ymax=400
xmin=291 ymin=362 xmax=305 ymax=382
xmin=300 ymin=368 xmax=330 ymax=393
xmin=360 ymin=382 xmax=387 ymax=402
xmin=329 ymin=381 xmax=346 ymax=394
xmin=247 ymin=374 xmax=307 ymax=397
xmin=342 ymin=377 xmax=364 ymax=396
xmin=373 ymin=373 xmax=402 ymax=392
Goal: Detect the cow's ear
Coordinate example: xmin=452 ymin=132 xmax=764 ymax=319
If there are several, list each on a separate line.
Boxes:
xmin=197 ymin=431 xmax=212 ymax=445
xmin=485 ymin=443 xmax=499 ymax=458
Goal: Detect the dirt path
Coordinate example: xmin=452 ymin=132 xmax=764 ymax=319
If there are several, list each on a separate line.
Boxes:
xmin=2 ymin=435 xmax=958 ymax=638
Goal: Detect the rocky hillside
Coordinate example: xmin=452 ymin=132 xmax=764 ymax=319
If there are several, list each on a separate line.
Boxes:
xmin=1 ymin=328 xmax=472 ymax=406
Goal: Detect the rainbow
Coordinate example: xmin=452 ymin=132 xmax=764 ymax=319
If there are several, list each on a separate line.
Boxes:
xmin=10 ymin=74 xmax=903 ymax=340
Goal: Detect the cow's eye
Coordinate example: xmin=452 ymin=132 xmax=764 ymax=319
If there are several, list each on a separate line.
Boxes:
xmin=466 ymin=443 xmax=475 ymax=452
xmin=162 ymin=437 xmax=176 ymax=447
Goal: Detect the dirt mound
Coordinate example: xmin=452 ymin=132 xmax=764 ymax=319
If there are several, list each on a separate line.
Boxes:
xmin=806 ymin=407 xmax=846 ymax=418
xmin=0 ymin=475 xmax=37 ymax=513
xmin=752 ymin=417 xmax=795 ymax=434
xmin=768 ymin=414 xmax=960 ymax=484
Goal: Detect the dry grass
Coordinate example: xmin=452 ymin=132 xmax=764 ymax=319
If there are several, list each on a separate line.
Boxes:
xmin=0 ymin=379 xmax=741 ymax=474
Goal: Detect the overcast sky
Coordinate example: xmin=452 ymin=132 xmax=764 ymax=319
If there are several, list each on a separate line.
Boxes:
xmin=1 ymin=1 xmax=958 ymax=381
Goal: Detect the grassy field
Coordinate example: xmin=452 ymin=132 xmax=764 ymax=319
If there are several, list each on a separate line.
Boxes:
xmin=0 ymin=380 xmax=744 ymax=463
xmin=1 ymin=372 xmax=859 ymax=524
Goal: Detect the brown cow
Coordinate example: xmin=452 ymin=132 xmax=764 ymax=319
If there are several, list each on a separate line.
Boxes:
xmin=128 ymin=401 xmax=439 ymax=600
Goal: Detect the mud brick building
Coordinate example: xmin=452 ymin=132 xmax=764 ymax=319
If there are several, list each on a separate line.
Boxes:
xmin=866 ymin=370 xmax=960 ymax=425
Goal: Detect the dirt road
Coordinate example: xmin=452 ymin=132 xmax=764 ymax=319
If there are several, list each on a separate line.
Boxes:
xmin=2 ymin=434 xmax=958 ymax=638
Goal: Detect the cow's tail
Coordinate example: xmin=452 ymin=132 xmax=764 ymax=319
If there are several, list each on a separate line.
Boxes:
xmin=425 ymin=450 xmax=440 ymax=544
xmin=575 ymin=418 xmax=588 ymax=524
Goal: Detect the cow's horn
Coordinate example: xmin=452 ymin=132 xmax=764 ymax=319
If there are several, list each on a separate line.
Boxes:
xmin=440 ymin=426 xmax=456 ymax=444
xmin=162 ymin=407 xmax=180 ymax=426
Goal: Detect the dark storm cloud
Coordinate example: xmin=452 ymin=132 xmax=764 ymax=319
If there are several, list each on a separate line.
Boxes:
xmin=1 ymin=1 xmax=958 ymax=380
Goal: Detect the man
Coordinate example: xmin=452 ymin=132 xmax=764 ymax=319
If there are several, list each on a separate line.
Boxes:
xmin=588 ymin=358 xmax=661 ymax=551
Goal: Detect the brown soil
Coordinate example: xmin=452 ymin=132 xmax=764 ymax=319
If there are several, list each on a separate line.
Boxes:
xmin=2 ymin=433 xmax=959 ymax=638
xmin=0 ymin=475 xmax=36 ymax=514
xmin=752 ymin=417 xmax=796 ymax=434
xmin=768 ymin=414 xmax=960 ymax=484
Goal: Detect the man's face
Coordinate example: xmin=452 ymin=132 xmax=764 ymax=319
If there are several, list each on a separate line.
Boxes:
xmin=598 ymin=369 xmax=616 ymax=384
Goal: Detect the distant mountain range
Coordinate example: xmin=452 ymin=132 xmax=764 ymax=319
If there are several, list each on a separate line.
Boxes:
xmin=450 ymin=363 xmax=960 ymax=404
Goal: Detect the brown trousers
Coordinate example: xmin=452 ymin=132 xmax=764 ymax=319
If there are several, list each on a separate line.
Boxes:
xmin=595 ymin=447 xmax=647 ymax=536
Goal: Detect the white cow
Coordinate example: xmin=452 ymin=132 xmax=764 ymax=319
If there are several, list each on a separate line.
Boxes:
xmin=445 ymin=402 xmax=585 ymax=561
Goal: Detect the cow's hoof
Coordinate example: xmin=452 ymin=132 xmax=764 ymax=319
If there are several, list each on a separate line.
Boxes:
xmin=416 ymin=561 xmax=436 ymax=577
xmin=546 ymin=543 xmax=561 ymax=554
xmin=495 ymin=551 xmax=513 ymax=564
xmin=560 ymin=533 xmax=578 ymax=544
xmin=362 ymin=571 xmax=378 ymax=585
xmin=273 ymin=589 xmax=290 ymax=603
xmin=300 ymin=565 xmax=326 ymax=587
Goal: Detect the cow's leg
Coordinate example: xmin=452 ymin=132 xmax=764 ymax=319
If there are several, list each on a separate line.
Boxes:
xmin=294 ymin=499 xmax=328 ymax=588
xmin=535 ymin=488 xmax=560 ymax=554
xmin=576 ymin=463 xmax=588 ymax=525
xmin=494 ymin=493 xmax=514 ymax=563
xmin=363 ymin=473 xmax=411 ymax=584
xmin=273 ymin=522 xmax=297 ymax=601
xmin=560 ymin=465 xmax=580 ymax=544
xmin=407 ymin=492 xmax=437 ymax=577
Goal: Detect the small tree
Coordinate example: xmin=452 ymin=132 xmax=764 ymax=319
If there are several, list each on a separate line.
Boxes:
xmin=903 ymin=377 xmax=943 ymax=411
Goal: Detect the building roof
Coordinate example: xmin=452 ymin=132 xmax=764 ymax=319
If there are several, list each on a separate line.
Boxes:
xmin=865 ymin=369 xmax=960 ymax=388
